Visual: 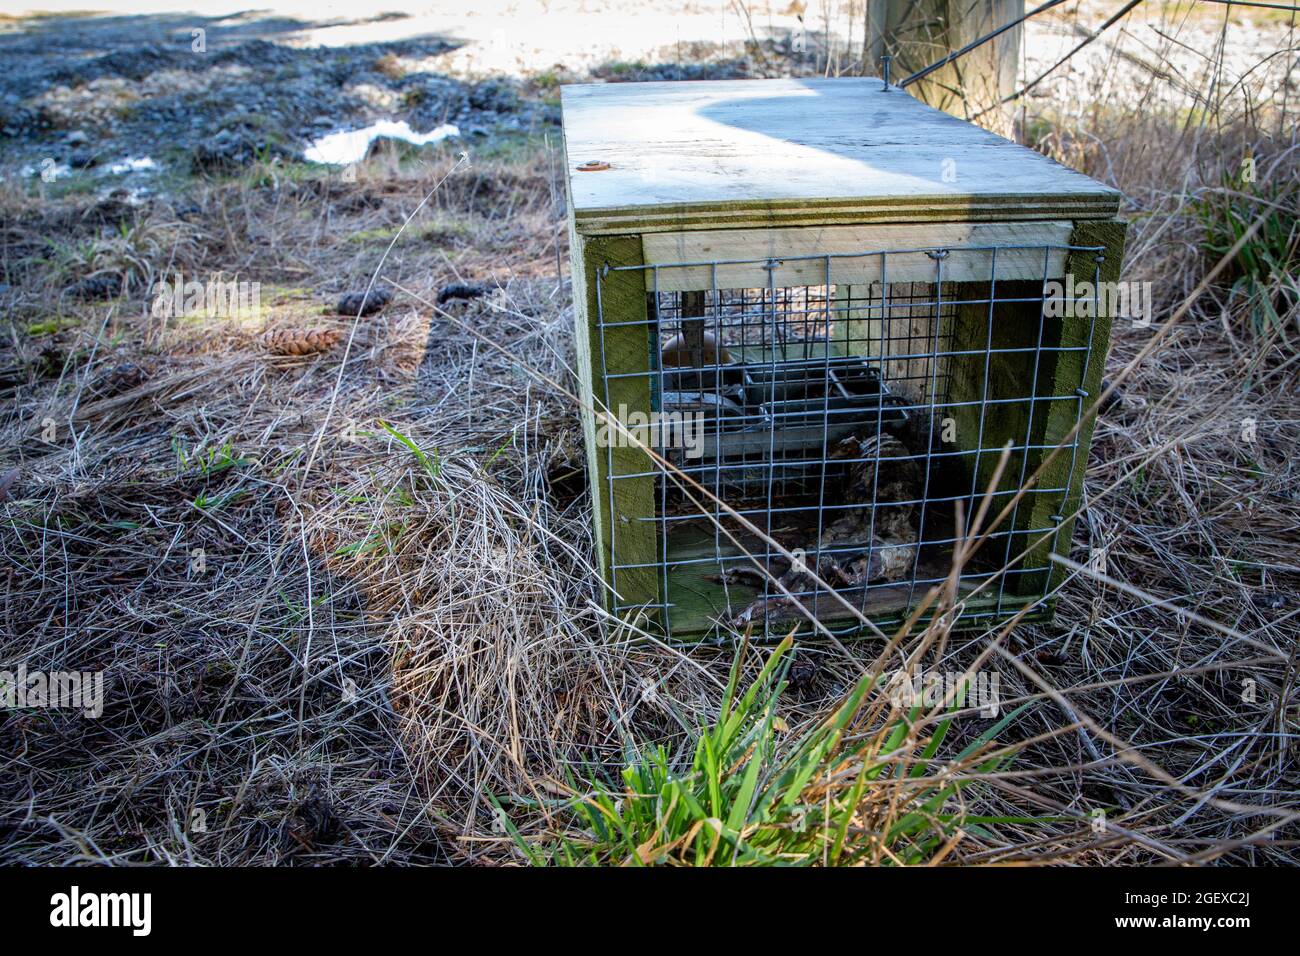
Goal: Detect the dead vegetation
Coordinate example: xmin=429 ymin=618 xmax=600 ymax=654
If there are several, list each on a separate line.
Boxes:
xmin=0 ymin=8 xmax=1297 ymax=865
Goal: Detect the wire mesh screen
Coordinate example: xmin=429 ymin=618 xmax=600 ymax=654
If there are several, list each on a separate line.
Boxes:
xmin=593 ymin=242 xmax=1105 ymax=640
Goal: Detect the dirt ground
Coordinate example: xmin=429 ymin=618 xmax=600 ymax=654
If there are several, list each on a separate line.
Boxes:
xmin=0 ymin=3 xmax=1297 ymax=865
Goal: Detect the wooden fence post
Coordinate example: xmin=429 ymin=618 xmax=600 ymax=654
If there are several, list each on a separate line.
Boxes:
xmin=868 ymin=0 xmax=1023 ymax=136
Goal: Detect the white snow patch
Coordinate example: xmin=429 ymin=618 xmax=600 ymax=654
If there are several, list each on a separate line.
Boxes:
xmin=107 ymin=156 xmax=158 ymax=174
xmin=303 ymin=120 xmax=459 ymax=166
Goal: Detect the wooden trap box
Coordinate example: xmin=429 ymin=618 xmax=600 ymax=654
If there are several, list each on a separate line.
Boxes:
xmin=561 ymin=77 xmax=1126 ymax=641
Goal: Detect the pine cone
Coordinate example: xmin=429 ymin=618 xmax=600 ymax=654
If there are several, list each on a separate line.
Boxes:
xmin=263 ymin=327 xmax=343 ymax=355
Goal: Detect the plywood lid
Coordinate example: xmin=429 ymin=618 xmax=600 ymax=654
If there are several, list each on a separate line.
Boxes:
xmin=560 ymin=77 xmax=1122 ymax=235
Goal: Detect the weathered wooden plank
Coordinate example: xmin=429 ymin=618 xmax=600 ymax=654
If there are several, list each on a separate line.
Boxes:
xmin=570 ymin=146 xmax=1112 ymax=215
xmin=576 ymin=196 xmax=1121 ymax=236
xmin=561 ymin=78 xmax=1121 ymax=234
xmin=661 ymin=525 xmax=1050 ymax=639
xmin=571 ymin=233 xmax=660 ymax=616
xmin=1032 ymin=219 xmax=1127 ymax=595
xmin=942 ymin=278 xmax=1057 ymax=594
xmin=939 ymin=220 xmax=1124 ymax=601
xmin=642 ymin=221 xmax=1072 ymax=291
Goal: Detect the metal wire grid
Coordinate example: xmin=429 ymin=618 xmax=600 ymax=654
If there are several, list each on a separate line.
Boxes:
xmin=594 ymin=242 xmax=1106 ymax=640
xmin=648 ymin=282 xmax=954 ymax=502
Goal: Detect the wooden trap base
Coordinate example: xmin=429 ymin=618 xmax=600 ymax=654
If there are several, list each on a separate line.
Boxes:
xmin=655 ymin=512 xmax=1049 ymax=639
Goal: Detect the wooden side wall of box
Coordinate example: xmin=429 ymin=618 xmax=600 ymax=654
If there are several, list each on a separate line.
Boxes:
xmin=945 ymin=218 xmax=1127 ymax=600
xmin=569 ymin=231 xmax=659 ymax=617
xmin=1040 ymin=219 xmax=1127 ymax=593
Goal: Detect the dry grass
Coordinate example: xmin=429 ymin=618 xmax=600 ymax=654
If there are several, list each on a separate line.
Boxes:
xmin=1 ymin=12 xmax=1297 ymax=864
